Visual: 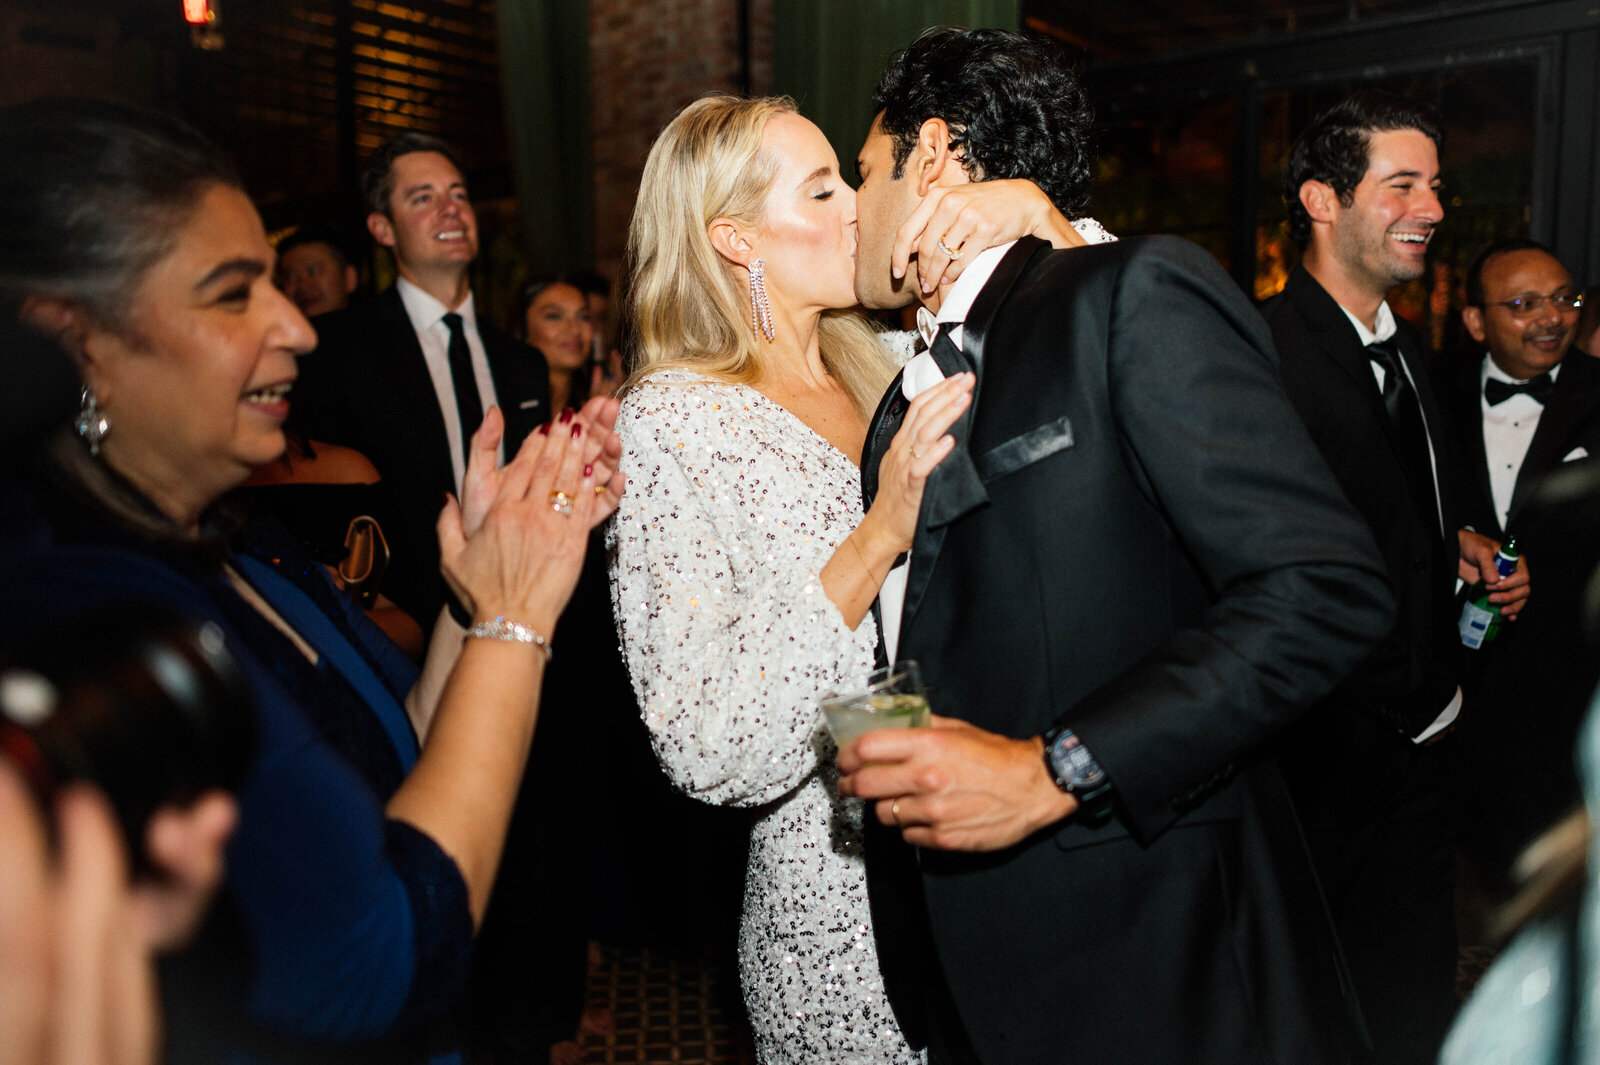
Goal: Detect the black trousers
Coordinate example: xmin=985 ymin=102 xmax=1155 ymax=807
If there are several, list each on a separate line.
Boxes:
xmin=1283 ymin=724 xmax=1457 ymax=1065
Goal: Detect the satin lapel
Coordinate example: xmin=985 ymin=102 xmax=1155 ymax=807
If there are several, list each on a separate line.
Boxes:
xmin=1456 ymin=363 xmax=1497 ymax=535
xmin=1508 ymin=355 xmax=1600 ymax=526
xmin=1395 ymin=330 xmax=1449 ymax=537
xmin=377 ymin=289 xmax=456 ymax=494
xmin=898 ymin=237 xmax=1043 ymax=640
xmin=861 ymin=367 xmax=908 ymax=511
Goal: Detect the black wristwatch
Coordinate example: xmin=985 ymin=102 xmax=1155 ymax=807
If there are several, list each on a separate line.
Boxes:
xmin=1041 ymin=723 xmax=1114 ymax=824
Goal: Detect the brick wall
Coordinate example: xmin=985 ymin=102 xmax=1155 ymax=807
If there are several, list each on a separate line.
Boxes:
xmin=588 ymin=0 xmax=772 ymax=283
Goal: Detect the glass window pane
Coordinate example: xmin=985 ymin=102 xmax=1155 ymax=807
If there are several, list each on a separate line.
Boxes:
xmin=1094 ymin=96 xmax=1237 ymax=271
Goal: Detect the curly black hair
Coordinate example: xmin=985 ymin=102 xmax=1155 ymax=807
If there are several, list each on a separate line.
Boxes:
xmin=1283 ymin=90 xmax=1443 ymax=247
xmin=1463 ymin=238 xmax=1557 ymax=307
xmin=871 ymin=27 xmax=1094 ymax=219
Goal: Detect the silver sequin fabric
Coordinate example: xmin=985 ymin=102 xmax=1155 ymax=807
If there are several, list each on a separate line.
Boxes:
xmin=608 ymin=370 xmax=921 ymax=1065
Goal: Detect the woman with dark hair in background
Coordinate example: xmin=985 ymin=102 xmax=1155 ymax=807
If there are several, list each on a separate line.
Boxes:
xmin=514 ymin=276 xmax=599 ymax=413
xmin=0 ymin=97 xmax=622 ymax=1065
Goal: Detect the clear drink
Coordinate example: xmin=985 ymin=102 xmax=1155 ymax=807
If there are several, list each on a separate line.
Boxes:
xmin=820 ymin=663 xmax=928 ymax=746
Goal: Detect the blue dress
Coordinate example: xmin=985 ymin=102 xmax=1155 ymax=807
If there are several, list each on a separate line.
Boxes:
xmin=0 ymin=472 xmax=471 ymax=1064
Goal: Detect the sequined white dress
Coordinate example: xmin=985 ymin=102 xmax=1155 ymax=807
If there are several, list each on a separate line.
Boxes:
xmin=608 ymin=370 xmax=920 ymax=1065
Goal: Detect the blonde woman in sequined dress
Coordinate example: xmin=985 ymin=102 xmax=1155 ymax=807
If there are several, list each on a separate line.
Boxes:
xmin=608 ymin=95 xmax=1085 ymax=1064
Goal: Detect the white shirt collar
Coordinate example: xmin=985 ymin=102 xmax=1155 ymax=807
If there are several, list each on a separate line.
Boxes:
xmin=914 ymin=240 xmax=1017 ymax=346
xmin=396 ymin=276 xmax=477 ymax=335
xmin=1340 ymin=299 xmax=1397 ymax=347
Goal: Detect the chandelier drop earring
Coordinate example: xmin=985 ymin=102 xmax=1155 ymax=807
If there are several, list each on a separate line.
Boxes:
xmin=748 ymin=258 xmax=775 ymax=342
xmin=75 ymin=386 xmax=110 ymax=456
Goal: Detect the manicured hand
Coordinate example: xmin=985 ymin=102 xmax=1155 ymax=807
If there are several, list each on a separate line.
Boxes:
xmin=891 ymin=179 xmax=1087 ymax=295
xmin=439 ymin=408 xmax=598 ymax=635
xmin=862 ymin=373 xmax=974 ymax=554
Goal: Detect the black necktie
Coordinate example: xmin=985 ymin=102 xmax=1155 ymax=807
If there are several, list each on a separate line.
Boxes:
xmin=928 ymin=323 xmax=972 ymax=379
xmin=1485 ymin=372 xmax=1555 ymax=406
xmin=1366 ymin=338 xmax=1439 ymax=533
xmin=442 ymin=312 xmax=483 ymax=464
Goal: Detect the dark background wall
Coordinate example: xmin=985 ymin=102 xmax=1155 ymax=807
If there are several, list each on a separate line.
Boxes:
xmin=1 ymin=0 xmax=1593 ymax=346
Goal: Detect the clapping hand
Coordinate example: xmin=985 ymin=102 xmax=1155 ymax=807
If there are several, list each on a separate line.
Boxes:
xmin=439 ymin=406 xmax=608 ymax=637
xmin=458 ymin=399 xmax=625 ymax=538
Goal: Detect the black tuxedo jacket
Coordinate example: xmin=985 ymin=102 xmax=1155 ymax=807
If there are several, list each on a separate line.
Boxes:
xmin=1439 ymin=350 xmax=1600 ymax=857
xmin=861 ymin=237 xmax=1393 ymax=1065
xmin=293 ymin=286 xmax=549 ymax=622
xmin=1263 ymin=266 xmax=1462 ymax=742
xmin=1443 ymin=350 xmax=1600 ymax=539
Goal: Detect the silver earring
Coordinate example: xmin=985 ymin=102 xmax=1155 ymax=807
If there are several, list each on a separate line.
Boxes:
xmin=75 ymin=386 xmax=110 ymax=456
xmin=749 ymin=258 xmax=774 ymax=342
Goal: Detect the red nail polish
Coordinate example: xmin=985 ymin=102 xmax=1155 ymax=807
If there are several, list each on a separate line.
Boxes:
xmin=583 ymin=463 xmax=593 ymax=477
xmin=537 ymin=423 xmax=549 ymax=435
xmin=559 ymin=407 xmax=574 ymax=424
xmin=571 ymin=422 xmax=582 ymax=438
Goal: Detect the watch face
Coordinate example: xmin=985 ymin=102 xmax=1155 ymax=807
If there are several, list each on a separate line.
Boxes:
xmin=1049 ymin=731 xmax=1106 ymax=789
xmin=1062 ymin=744 xmax=1106 ymax=788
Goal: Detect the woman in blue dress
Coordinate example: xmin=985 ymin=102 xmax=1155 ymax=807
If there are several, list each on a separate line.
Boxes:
xmin=0 ymin=98 xmax=622 ymax=1064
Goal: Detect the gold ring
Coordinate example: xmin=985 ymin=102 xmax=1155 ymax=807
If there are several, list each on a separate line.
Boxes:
xmin=909 ymin=444 xmax=922 ymax=460
xmin=549 ymin=490 xmax=574 ymax=516
xmin=890 ymin=798 xmax=902 ymax=825
xmin=594 ymin=484 xmax=608 ymax=495
xmin=937 ymin=235 xmax=963 ymax=261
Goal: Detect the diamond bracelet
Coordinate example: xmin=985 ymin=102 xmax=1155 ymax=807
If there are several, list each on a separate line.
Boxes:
xmin=463 ymin=616 xmax=553 ymax=662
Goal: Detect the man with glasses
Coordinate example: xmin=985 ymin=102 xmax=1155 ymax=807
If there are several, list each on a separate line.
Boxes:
xmin=1261 ymin=91 xmax=1529 ymax=1065
xmin=1444 ymin=239 xmax=1600 ymax=881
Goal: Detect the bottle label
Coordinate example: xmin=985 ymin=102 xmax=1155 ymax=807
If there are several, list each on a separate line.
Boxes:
xmin=1459 ymin=601 xmax=1496 ymax=649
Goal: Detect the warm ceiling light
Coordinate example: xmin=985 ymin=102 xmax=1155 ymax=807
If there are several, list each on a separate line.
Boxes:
xmin=183 ymin=0 xmax=211 ymax=24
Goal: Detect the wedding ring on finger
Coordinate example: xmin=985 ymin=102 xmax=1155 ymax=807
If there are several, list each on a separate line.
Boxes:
xmin=548 ymin=490 xmax=574 ymax=516
xmin=909 ymin=444 xmax=922 ymax=460
xmin=890 ymin=798 xmax=902 ymax=826
xmin=936 ymin=234 xmax=963 ymax=260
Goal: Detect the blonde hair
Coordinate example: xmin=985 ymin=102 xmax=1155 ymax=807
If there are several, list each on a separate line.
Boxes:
xmin=622 ymin=94 xmax=893 ymax=416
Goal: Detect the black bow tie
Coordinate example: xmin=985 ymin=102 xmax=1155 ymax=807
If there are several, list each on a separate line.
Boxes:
xmin=1485 ymin=373 xmax=1555 ymax=406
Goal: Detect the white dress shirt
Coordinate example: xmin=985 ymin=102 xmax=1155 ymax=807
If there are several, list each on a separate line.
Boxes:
xmin=396 ymin=277 xmax=502 ymax=493
xmin=1339 ymin=301 xmax=1458 ymax=742
xmin=1481 ymin=355 xmax=1558 ymax=532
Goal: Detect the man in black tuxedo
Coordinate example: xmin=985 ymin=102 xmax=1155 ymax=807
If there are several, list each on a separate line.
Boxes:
xmin=837 ymin=29 xmax=1395 ymax=1065
xmin=1443 ymin=239 xmax=1600 ymax=875
xmin=1261 ymin=93 xmax=1529 ymax=1065
xmin=293 ymin=132 xmax=548 ymax=627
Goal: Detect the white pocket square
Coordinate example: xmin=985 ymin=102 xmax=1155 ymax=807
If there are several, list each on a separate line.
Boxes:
xmin=1564 ymin=447 xmax=1590 ymax=462
xmin=518 ymin=399 xmax=542 ymax=410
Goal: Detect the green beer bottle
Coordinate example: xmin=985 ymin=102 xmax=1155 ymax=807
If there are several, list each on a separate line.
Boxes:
xmin=1457 ymin=535 xmax=1519 ymax=650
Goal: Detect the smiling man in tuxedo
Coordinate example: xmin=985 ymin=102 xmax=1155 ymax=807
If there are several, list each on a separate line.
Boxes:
xmin=1262 ymin=93 xmax=1532 ymax=1065
xmin=1444 ymin=239 xmax=1600 ymax=879
xmin=836 ymin=27 xmax=1394 ymax=1065
xmin=293 ymin=132 xmax=548 ymax=627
